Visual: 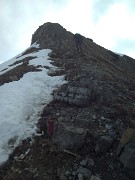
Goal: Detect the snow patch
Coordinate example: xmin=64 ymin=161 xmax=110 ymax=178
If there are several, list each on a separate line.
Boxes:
xmin=0 ymin=44 xmax=67 ymax=165
xmin=0 ymin=43 xmax=40 ymax=75
xmin=29 ymin=49 xmax=54 ymax=68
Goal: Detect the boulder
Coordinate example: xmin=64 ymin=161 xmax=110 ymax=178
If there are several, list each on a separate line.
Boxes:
xmin=95 ymin=136 xmax=113 ymax=154
xmin=90 ymin=175 xmax=101 ymax=180
xmin=120 ymin=134 xmax=135 ymax=179
xmin=78 ymin=173 xmax=84 ymax=180
xmin=120 ymin=128 xmax=135 ymax=145
xmin=108 ymin=129 xmax=118 ymax=140
xmin=80 ymin=159 xmax=88 ymax=166
xmin=52 ymin=123 xmax=87 ymax=152
xmin=80 ymin=158 xmax=94 ymax=167
xmin=77 ymin=167 xmax=91 ymax=180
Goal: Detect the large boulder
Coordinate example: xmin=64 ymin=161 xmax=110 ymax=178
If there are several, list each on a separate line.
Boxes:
xmin=77 ymin=167 xmax=91 ymax=180
xmin=120 ymin=132 xmax=135 ymax=179
xmin=52 ymin=123 xmax=87 ymax=152
xmin=120 ymin=128 xmax=135 ymax=145
xmin=95 ymin=136 xmax=113 ymax=154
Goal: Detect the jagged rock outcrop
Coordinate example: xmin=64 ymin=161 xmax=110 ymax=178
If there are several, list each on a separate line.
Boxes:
xmin=31 ymin=22 xmax=75 ymax=58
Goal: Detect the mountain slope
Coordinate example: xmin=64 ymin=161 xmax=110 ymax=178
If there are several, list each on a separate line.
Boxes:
xmin=31 ymin=23 xmax=135 ymax=118
xmin=0 ymin=22 xmax=135 ymax=179
xmin=0 ymin=42 xmax=66 ymax=165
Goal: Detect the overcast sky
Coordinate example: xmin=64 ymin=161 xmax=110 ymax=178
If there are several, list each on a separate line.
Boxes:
xmin=0 ymin=0 xmax=135 ymax=64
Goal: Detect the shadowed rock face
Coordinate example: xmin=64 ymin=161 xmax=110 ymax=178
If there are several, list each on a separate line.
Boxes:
xmin=120 ymin=132 xmax=135 ymax=179
xmin=31 ymin=22 xmax=75 ymax=58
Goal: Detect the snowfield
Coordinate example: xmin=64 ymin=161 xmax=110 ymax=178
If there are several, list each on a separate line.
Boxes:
xmin=0 ymin=43 xmax=66 ymax=165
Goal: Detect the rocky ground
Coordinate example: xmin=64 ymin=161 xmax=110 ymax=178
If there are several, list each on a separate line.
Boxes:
xmin=0 ymin=99 xmax=133 ymax=180
xmin=0 ymin=22 xmax=135 ymax=180
xmin=0 ymin=52 xmax=134 ymax=180
xmin=0 ymin=130 xmax=130 ymax=180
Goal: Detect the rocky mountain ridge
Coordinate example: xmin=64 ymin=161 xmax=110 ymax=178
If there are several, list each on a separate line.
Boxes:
xmin=0 ymin=22 xmax=135 ymax=180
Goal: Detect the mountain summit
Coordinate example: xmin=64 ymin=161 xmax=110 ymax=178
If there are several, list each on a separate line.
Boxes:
xmin=31 ymin=23 xmax=135 ymax=110
xmin=31 ymin=22 xmax=74 ymax=56
xmin=0 ymin=22 xmax=135 ymax=179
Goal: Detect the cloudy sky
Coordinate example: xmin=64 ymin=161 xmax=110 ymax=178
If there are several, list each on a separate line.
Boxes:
xmin=0 ymin=0 xmax=135 ymax=64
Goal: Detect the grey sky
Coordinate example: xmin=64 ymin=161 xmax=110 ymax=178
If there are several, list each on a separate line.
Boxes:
xmin=92 ymin=0 xmax=116 ymax=22
xmin=0 ymin=0 xmax=135 ymax=63
xmin=115 ymin=39 xmax=135 ymax=55
xmin=0 ymin=0 xmax=68 ymax=62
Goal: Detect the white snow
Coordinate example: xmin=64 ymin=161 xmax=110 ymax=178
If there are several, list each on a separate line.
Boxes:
xmin=0 ymin=42 xmax=40 ymax=75
xmin=0 ymin=43 xmax=67 ymax=165
xmin=29 ymin=49 xmax=54 ymax=68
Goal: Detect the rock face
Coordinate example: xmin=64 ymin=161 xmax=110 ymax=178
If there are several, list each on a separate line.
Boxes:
xmin=120 ymin=132 xmax=135 ymax=179
xmin=31 ymin=22 xmax=75 ymax=58
xmin=53 ymin=85 xmax=92 ymax=107
xmin=1 ymin=22 xmax=133 ymax=179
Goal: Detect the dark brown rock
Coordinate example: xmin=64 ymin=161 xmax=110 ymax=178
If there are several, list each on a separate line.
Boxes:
xmin=120 ymin=134 xmax=135 ymax=179
xmin=95 ymin=136 xmax=113 ymax=154
xmin=31 ymin=22 xmax=76 ymax=58
xmin=52 ymin=123 xmax=87 ymax=152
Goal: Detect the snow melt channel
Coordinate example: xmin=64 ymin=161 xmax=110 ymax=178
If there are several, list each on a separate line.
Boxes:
xmin=0 ymin=45 xmax=66 ymax=165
